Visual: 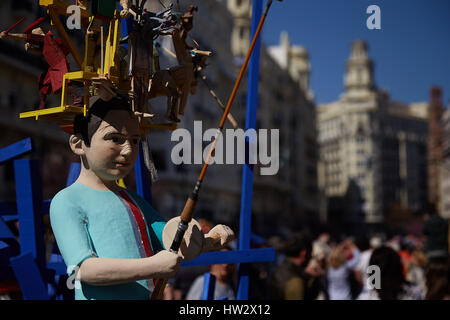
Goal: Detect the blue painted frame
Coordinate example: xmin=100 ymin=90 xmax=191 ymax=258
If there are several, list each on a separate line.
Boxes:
xmin=14 ymin=159 xmax=46 ymax=271
xmin=0 ymin=138 xmax=32 ymax=164
xmin=237 ymin=0 xmax=263 ymax=300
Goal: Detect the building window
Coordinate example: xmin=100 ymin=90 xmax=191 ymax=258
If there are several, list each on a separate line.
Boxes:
xmin=239 ymin=26 xmax=246 ymax=39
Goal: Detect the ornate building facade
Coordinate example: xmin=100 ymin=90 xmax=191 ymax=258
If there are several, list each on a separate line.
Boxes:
xmin=317 ymin=40 xmax=428 ymax=231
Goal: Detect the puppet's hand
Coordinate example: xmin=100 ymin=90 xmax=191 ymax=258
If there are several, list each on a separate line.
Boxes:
xmin=120 ymin=9 xmax=130 ymax=19
xmin=92 ymin=77 xmax=118 ymax=101
xmin=148 ymin=250 xmax=182 ymax=278
xmin=204 ymin=225 xmax=235 ymax=252
xmin=0 ymin=32 xmax=6 ymax=39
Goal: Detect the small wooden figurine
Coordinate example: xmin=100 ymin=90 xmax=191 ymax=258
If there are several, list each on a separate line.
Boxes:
xmin=0 ymin=18 xmax=71 ymax=109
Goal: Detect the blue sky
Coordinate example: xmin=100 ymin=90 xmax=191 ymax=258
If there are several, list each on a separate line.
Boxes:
xmin=262 ymin=0 xmax=450 ymax=105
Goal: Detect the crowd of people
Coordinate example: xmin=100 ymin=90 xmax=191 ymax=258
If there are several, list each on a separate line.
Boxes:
xmin=1 ymin=213 xmax=448 ymax=300
xmin=163 ymin=211 xmax=449 ymax=300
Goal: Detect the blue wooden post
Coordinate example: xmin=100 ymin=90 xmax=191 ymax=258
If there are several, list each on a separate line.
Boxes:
xmin=201 ymin=273 xmax=216 ymax=300
xmin=134 ymin=140 xmax=153 ymax=206
xmin=237 ymin=0 xmax=263 ymax=300
xmin=66 ymin=162 xmax=81 ymax=186
xmin=14 ymin=159 xmax=46 ymax=272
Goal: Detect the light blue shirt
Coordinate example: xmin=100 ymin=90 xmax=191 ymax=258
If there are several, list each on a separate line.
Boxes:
xmin=50 ymin=182 xmax=166 ymax=300
xmin=186 ymin=275 xmax=235 ymax=300
xmin=327 ymin=249 xmax=360 ymax=300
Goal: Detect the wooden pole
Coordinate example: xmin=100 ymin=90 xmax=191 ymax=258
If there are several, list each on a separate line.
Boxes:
xmin=100 ymin=25 xmax=104 ymax=75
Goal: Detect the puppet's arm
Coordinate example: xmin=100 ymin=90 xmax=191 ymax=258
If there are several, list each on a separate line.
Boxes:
xmin=77 ymin=250 xmax=181 ymax=286
xmin=0 ymin=32 xmax=27 ymax=41
xmin=120 ymin=0 xmax=131 ymax=18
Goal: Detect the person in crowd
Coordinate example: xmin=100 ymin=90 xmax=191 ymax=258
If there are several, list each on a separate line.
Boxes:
xmin=269 ymin=233 xmax=321 ymax=300
xmin=407 ymin=247 xmax=427 ymax=297
xmin=185 ymin=247 xmax=236 ymax=300
xmin=307 ymin=233 xmax=331 ymax=299
xmin=326 ymin=239 xmax=360 ymax=300
xmin=422 ymin=206 xmax=450 ymax=300
xmin=359 ymin=246 xmax=423 ymax=300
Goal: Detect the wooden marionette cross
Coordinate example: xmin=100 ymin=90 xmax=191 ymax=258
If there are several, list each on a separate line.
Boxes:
xmin=156 ymin=44 xmax=238 ymax=128
xmin=15 ymin=2 xmax=128 ymax=124
xmin=168 ymin=5 xmax=199 ymax=115
xmin=147 ymin=5 xmax=200 ymax=123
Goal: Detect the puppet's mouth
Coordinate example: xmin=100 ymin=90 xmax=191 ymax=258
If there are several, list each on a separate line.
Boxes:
xmin=114 ymin=162 xmax=130 ymax=167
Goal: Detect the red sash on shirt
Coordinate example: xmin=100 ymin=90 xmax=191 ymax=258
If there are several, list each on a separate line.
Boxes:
xmin=119 ymin=190 xmax=154 ymax=258
xmin=119 ymin=190 xmax=157 ymax=288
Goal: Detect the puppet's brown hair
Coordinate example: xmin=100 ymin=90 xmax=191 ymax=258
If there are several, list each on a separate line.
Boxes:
xmin=73 ymin=97 xmax=132 ymax=147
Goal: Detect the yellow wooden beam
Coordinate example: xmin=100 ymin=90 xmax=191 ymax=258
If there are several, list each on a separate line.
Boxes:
xmin=20 ymin=105 xmax=84 ymax=119
xmin=39 ymin=0 xmax=57 ymax=6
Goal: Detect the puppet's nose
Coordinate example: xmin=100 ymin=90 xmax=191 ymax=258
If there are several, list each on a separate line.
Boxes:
xmin=120 ymin=140 xmax=133 ymax=157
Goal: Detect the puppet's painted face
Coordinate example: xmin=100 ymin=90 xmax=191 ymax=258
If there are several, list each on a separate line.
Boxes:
xmin=83 ymin=110 xmax=140 ymax=181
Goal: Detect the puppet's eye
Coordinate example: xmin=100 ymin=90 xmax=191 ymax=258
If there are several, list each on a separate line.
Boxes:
xmin=132 ymin=138 xmax=139 ymax=145
xmin=110 ymin=136 xmax=125 ymax=144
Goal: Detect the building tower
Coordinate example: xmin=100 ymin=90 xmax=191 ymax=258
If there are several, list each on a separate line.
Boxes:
xmin=268 ymin=32 xmax=313 ymax=100
xmin=318 ymin=40 xmax=429 ymax=232
xmin=343 ymin=40 xmax=376 ymax=101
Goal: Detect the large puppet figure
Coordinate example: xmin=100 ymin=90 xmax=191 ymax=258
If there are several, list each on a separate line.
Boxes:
xmin=49 ymin=95 xmax=234 ymax=300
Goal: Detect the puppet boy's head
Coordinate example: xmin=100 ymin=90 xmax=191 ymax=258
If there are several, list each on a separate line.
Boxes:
xmin=70 ymin=97 xmax=141 ymax=181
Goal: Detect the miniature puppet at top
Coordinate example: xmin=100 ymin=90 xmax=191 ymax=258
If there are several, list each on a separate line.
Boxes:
xmin=0 ymin=0 xmax=213 ymax=128
xmin=0 ymin=18 xmax=73 ymax=110
xmin=149 ymin=5 xmax=211 ymax=123
xmin=124 ymin=1 xmax=178 ymax=117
